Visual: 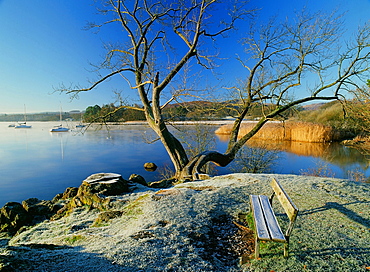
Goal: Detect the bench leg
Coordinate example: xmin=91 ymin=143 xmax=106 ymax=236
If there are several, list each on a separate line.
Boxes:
xmin=255 ymin=237 xmax=260 ymax=259
xmin=284 ymin=243 xmax=289 ymax=258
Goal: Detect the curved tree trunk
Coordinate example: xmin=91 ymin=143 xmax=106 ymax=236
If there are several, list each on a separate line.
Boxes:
xmin=180 ymin=151 xmax=234 ymax=180
xmin=146 ymin=116 xmax=189 ymax=178
xmin=157 ymin=126 xmax=190 ymax=177
xmin=180 ymin=118 xmax=270 ymax=180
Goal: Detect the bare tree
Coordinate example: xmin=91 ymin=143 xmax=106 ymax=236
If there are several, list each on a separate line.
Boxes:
xmin=61 ymin=0 xmax=251 ymax=179
xmin=345 ymin=84 xmax=370 ymax=134
xmin=61 ymin=1 xmax=370 ymax=181
xmin=182 ymin=12 xmax=370 ymax=179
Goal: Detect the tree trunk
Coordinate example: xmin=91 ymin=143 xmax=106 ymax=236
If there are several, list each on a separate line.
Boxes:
xmin=147 ymin=118 xmax=189 ymax=178
xmin=179 ymin=118 xmax=270 ymax=180
xmin=180 ymin=151 xmax=234 ymax=180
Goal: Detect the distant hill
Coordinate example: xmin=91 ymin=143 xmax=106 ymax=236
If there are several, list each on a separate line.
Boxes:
xmin=0 ymin=100 xmax=320 ymax=122
xmin=0 ymin=111 xmax=83 ymax=122
xmin=164 ymin=100 xmax=217 ymax=109
xmin=301 ymin=103 xmax=326 ymax=111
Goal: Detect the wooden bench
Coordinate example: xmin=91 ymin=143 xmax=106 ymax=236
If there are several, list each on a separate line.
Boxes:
xmin=249 ymin=178 xmax=299 ymax=258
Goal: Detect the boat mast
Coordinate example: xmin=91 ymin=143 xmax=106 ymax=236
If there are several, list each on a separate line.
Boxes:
xmin=60 ymin=107 xmax=62 ymax=124
xmin=23 ymin=104 xmax=27 ymax=124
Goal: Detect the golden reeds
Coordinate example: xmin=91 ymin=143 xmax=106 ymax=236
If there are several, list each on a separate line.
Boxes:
xmin=244 ymin=139 xmax=329 ymax=157
xmin=215 ymin=121 xmax=344 ymax=143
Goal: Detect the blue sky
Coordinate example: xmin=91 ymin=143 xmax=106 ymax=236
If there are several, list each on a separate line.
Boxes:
xmin=0 ymin=0 xmax=369 ymax=114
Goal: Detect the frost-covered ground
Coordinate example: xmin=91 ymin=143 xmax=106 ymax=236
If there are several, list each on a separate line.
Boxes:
xmin=1 ymin=173 xmax=369 ymax=271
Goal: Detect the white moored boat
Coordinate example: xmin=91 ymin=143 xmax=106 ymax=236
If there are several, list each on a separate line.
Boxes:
xmin=15 ymin=105 xmax=32 ymax=128
xmin=50 ymin=125 xmax=69 ymax=132
xmin=50 ymin=106 xmax=69 ymax=132
xmin=15 ymin=122 xmax=32 ymax=129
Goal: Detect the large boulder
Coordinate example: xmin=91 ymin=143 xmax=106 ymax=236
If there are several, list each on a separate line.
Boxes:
xmin=80 ymin=173 xmax=129 ymax=196
xmin=54 ymin=173 xmax=130 ymax=218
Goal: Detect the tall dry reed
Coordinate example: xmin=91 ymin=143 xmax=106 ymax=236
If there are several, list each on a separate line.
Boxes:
xmin=215 ymin=121 xmax=344 ymax=143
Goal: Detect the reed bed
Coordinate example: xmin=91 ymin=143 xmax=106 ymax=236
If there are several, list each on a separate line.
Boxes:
xmin=244 ymin=139 xmax=330 ymax=157
xmin=215 ymin=121 xmax=344 ymax=143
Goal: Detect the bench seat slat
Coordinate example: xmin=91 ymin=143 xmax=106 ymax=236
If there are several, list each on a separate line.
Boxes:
xmin=271 ymin=178 xmax=299 ymax=222
xmin=259 ymin=195 xmax=286 ymax=242
xmin=250 ymin=195 xmax=270 ymax=240
xmin=248 ymin=178 xmax=299 ymax=259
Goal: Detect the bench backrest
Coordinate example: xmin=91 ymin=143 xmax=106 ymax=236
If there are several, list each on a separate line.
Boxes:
xmin=271 ymin=178 xmax=299 ymax=223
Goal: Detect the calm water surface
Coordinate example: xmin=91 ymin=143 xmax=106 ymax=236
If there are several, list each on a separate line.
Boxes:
xmin=1 ymin=122 xmax=369 ymax=206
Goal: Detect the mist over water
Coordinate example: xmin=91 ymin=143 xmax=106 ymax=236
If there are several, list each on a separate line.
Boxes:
xmin=0 ymin=122 xmax=368 ymax=206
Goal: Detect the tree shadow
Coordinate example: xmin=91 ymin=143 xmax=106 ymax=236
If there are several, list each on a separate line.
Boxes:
xmin=297 ymin=246 xmax=370 ymax=260
xmin=2 ymin=243 xmax=138 ymax=271
xmin=300 ymin=201 xmax=370 ymax=228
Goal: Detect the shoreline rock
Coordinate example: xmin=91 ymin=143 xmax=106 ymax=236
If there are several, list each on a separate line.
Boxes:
xmin=0 ymin=172 xmax=150 ymax=237
xmin=144 ymin=162 xmax=157 ymax=171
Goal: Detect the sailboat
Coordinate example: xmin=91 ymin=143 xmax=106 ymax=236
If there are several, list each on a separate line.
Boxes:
xmin=15 ymin=105 xmax=32 ymax=128
xmin=15 ymin=122 xmax=32 ymax=129
xmin=50 ymin=107 xmax=69 ymax=132
xmin=75 ymin=112 xmax=86 ymax=128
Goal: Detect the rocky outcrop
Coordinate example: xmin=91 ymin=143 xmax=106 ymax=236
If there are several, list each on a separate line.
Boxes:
xmin=0 ymin=198 xmax=61 ymax=235
xmin=53 ymin=173 xmax=131 ymax=219
xmin=0 ymin=202 xmax=30 ymax=235
xmin=1 ymin=173 xmax=146 ymax=236
xmin=52 ymin=187 xmax=78 ymax=202
xmin=22 ymin=198 xmax=61 ymax=221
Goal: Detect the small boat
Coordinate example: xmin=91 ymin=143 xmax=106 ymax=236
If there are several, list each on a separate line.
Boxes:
xmin=50 ymin=125 xmax=69 ymax=132
xmin=15 ymin=122 xmax=32 ymax=129
xmin=14 ymin=105 xmax=32 ymax=128
xmin=50 ymin=106 xmax=69 ymax=132
xmin=8 ymin=124 xmax=15 ymax=127
xmin=76 ymin=113 xmax=85 ymax=128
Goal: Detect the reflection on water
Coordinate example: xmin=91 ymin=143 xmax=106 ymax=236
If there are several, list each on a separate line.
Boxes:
xmin=0 ymin=122 xmax=170 ymax=206
xmin=0 ymin=122 xmax=369 ymax=206
xmin=49 ymin=132 xmax=66 ymax=160
xmin=245 ymin=140 xmax=369 ymax=169
xmin=215 ymin=134 xmax=370 ymax=179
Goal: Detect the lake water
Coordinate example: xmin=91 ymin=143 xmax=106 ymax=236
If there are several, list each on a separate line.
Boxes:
xmin=1 ymin=121 xmax=369 ymax=206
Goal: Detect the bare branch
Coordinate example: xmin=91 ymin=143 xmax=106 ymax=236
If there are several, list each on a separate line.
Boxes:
xmin=63 ymin=68 xmax=134 ymax=94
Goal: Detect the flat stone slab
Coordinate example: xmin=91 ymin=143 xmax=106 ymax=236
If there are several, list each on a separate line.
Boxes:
xmin=83 ymin=173 xmax=123 ymax=184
